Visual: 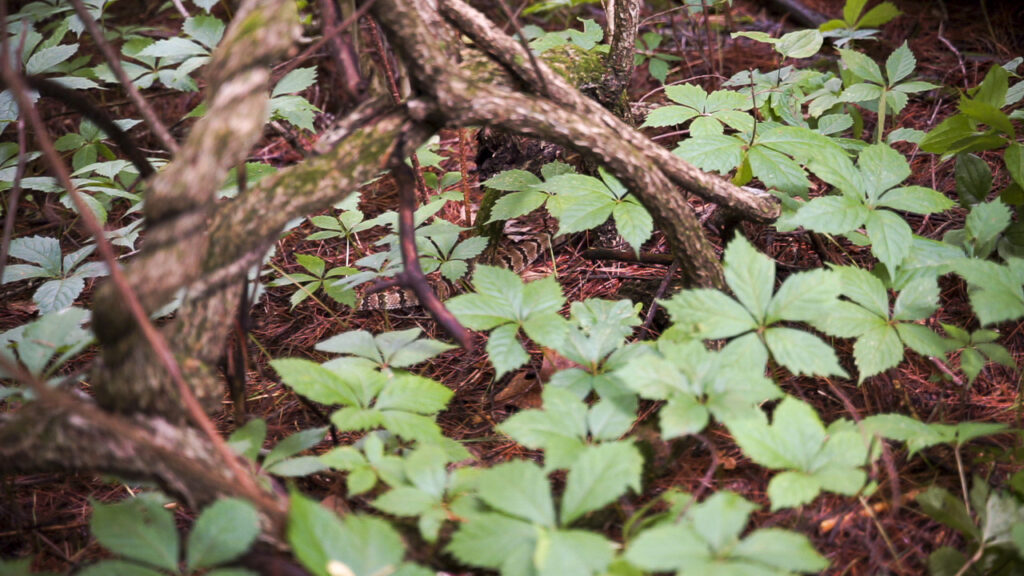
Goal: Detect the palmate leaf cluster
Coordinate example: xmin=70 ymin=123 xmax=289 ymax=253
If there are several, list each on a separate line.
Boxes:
xmin=4 ymin=1 xmax=1024 ymax=576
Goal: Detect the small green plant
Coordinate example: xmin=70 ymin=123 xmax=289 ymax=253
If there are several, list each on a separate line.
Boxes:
xmin=447 ymin=264 xmax=568 ymax=377
xmin=820 ymin=0 xmax=901 ymax=47
xmin=267 ymin=253 xmax=356 ymax=309
xmin=633 ymin=31 xmax=681 ymax=84
xmin=942 ymin=324 xmax=1015 ymax=386
xmin=784 ymin=142 xmax=955 ymax=274
xmin=0 ymin=306 xmax=91 ymax=395
xmin=484 ymin=163 xmax=653 ymax=253
xmin=836 ymin=42 xmax=939 ymax=142
xmin=1 ymin=236 xmax=108 ymax=313
xmin=662 ymin=234 xmax=847 ymax=378
xmin=727 ymin=397 xmax=874 ymax=510
xmin=625 ymin=491 xmax=829 ymax=573
xmin=81 ymin=494 xmax=261 ymax=576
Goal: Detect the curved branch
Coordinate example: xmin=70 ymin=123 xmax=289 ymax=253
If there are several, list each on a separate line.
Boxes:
xmin=437 ymin=0 xmax=777 ymax=224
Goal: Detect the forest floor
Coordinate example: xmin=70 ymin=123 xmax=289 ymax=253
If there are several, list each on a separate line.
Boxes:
xmin=2 ymin=0 xmax=1024 ymax=574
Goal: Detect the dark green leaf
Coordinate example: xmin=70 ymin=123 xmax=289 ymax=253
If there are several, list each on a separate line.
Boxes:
xmin=187 ymin=498 xmax=260 ymax=570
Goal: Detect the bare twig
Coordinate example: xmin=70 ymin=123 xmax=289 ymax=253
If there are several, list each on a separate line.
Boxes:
xmin=388 ymin=139 xmax=473 ymax=349
xmin=68 ymin=0 xmax=179 ymax=154
xmin=495 ymin=0 xmax=549 ymax=97
xmin=171 ymin=0 xmax=190 ymax=18
xmin=0 ymin=55 xmax=276 ymax=518
xmin=641 ymin=260 xmax=679 ymax=338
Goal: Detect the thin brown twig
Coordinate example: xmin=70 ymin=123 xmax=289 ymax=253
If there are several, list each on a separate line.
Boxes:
xmin=366 ymin=16 xmax=431 ymax=198
xmin=0 ymin=49 xmax=276 ymax=516
xmin=641 ymin=260 xmax=679 ymax=338
xmin=68 ymin=0 xmax=179 ymax=154
xmin=495 ymin=0 xmax=549 ymax=97
xmin=389 ymin=141 xmax=473 ymax=350
xmin=276 ymin=0 xmax=376 ymax=83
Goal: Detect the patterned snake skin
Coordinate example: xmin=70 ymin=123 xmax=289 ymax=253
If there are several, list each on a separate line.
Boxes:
xmin=357 ymin=228 xmax=558 ymax=310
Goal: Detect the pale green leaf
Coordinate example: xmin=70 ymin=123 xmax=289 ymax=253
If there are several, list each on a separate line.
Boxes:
xmin=767 ymin=471 xmax=822 ymax=510
xmin=733 ymin=528 xmax=829 ymax=572
xmin=892 ymin=276 xmax=939 ymax=321
xmin=288 ymin=493 xmax=404 ymax=576
xmin=187 ymin=498 xmax=260 ymax=570
xmin=767 ymin=268 xmax=841 ymax=324
xmin=612 ymin=201 xmax=653 ymax=254
xmin=90 ymin=497 xmax=179 ymax=572
xmin=663 ymin=288 xmax=758 ymax=340
xmin=641 ymin=105 xmax=700 ymax=128
xmin=776 ymin=29 xmax=823 ymax=59
xmin=272 ymin=67 xmax=317 ymax=97
xmin=765 ymin=327 xmax=847 ymax=377
xmin=840 ymin=48 xmax=884 ymax=84
xmin=673 ymin=134 xmax=745 ymax=174
xmin=853 ymin=324 xmax=902 ymax=381
xmin=723 ymin=234 xmax=775 ymax=322
xmin=866 ymin=209 xmax=912 ymax=272
xmin=877 ymin=186 xmax=955 ymax=214
xmin=487 ymin=323 xmax=529 ymax=378
xmin=788 ymin=195 xmax=868 ymax=234
xmin=561 ymin=443 xmax=643 ymax=524
xmin=271 ymin=358 xmax=361 ymax=406
xmin=885 ymin=42 xmax=916 ymax=84
xmin=488 ymin=190 xmax=549 ymax=222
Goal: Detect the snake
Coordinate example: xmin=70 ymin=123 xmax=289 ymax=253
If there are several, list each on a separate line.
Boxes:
xmin=356 ymin=225 xmax=560 ymax=311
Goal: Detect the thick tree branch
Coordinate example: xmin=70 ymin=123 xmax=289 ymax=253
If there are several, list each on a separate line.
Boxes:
xmin=437 ymin=0 xmax=777 ymax=224
xmin=90 ymin=0 xmax=300 ymax=418
xmin=598 ymin=0 xmax=640 ymax=114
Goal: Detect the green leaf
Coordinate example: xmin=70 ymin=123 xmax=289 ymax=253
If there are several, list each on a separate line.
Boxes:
xmin=183 ymin=14 xmax=225 ymax=50
xmin=747 ymin=145 xmax=811 ymax=194
xmin=288 ymin=492 xmax=405 ymax=576
xmin=776 ymin=29 xmax=823 ymax=59
xmin=665 ymin=83 xmax=708 ymax=109
xmin=1006 ymin=142 xmax=1024 ymax=189
xmin=789 ymin=194 xmax=868 ymax=234
xmin=90 ymin=496 xmax=179 ymax=572
xmin=266 ymin=456 xmax=329 ymax=477
xmin=853 ymin=323 xmax=902 ymax=381
xmin=865 ymin=209 xmax=912 ymax=272
xmin=316 ymin=330 xmax=381 ymax=362
xmin=659 ymin=396 xmax=710 ymax=438
xmin=537 ymin=529 xmax=615 ymax=576
xmin=187 ymin=498 xmax=260 ymax=570
xmin=272 ymin=67 xmax=317 ymax=97
xmin=840 ymin=48 xmax=884 ymax=85
xmin=892 ymin=276 xmax=940 ymax=321
xmin=885 ymin=42 xmax=916 ymax=84
xmin=723 ymin=235 xmax=775 ymax=322
xmin=478 ymin=460 xmax=556 ymax=526
xmin=487 ymin=323 xmax=530 ymax=378
xmin=877 ymin=186 xmax=955 ymax=214
xmin=766 ymin=268 xmax=841 ymax=324
xmin=499 ymin=387 xmax=588 ymax=470
xmin=77 ymin=561 xmax=165 ymax=576
xmin=264 ymin=426 xmax=327 ymax=470
xmin=960 ymin=96 xmax=1015 ymax=136
xmin=858 ymin=1 xmax=901 ymax=26
xmin=228 ymin=418 xmax=267 ymax=461
xmin=34 ymin=277 xmax=85 ymax=313
xmin=271 ymin=358 xmax=361 ymax=406
xmin=373 ymin=487 xmax=437 ymax=517
xmin=764 ymin=327 xmax=847 ymax=377
xmin=611 ymin=200 xmax=653 ymax=254
xmin=662 ymin=289 xmax=757 ymax=339
xmin=375 ymin=374 xmax=453 ymax=414
xmin=767 ymin=471 xmax=825 ymax=510
xmin=966 ymin=199 xmax=1015 ymax=249
xmin=8 ymin=235 xmax=62 ymax=274
xmin=561 ymin=443 xmax=643 ymax=524
xmin=26 ymin=44 xmax=78 ymax=75
xmin=673 ymin=134 xmax=745 ymax=174
xmin=733 ymin=528 xmax=830 ymax=572
xmin=447 ymin=513 xmax=536 ymax=573
xmin=489 ymin=190 xmax=549 ymax=222
xmin=641 ymin=105 xmax=700 ymax=128
xmin=483 ymin=169 xmax=542 ymax=191
xmin=838 ymin=266 xmax=890 ymax=316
